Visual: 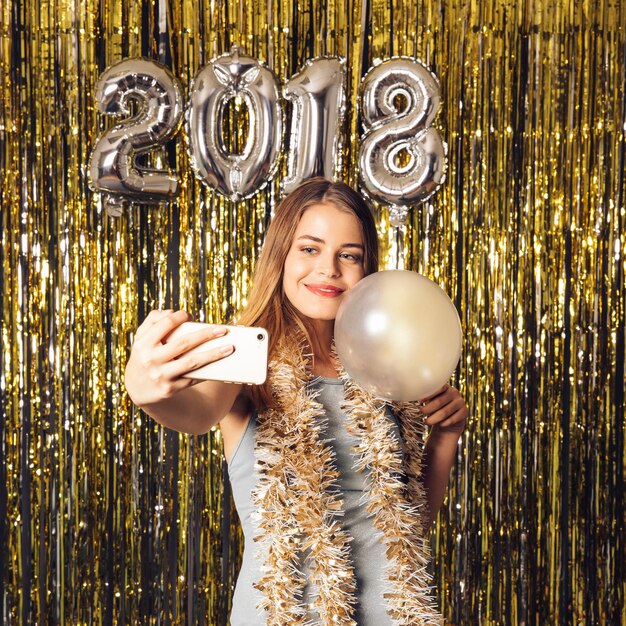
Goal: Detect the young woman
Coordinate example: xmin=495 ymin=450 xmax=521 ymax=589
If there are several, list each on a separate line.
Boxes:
xmin=124 ymin=178 xmax=467 ymax=626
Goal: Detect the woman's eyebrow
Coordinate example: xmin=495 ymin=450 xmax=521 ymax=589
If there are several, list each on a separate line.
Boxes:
xmin=296 ymin=235 xmax=364 ymax=249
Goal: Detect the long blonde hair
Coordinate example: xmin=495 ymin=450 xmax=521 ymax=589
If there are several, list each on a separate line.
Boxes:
xmin=237 ymin=177 xmax=379 ymax=409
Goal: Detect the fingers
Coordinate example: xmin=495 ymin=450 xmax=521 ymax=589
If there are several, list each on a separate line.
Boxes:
xmin=437 ymin=408 xmax=468 ymax=429
xmin=134 ymin=309 xmax=176 ymax=340
xmin=138 ymin=310 xmax=193 ymax=346
xmin=127 ymin=340 xmax=225 ymax=400
xmin=419 ymin=384 xmax=453 ymax=414
xmin=163 ymin=341 xmax=235 ymax=378
xmin=159 ymin=324 xmax=230 ymax=360
xmin=422 ymin=397 xmax=466 ymax=426
xmin=420 ymin=387 xmax=468 ymax=427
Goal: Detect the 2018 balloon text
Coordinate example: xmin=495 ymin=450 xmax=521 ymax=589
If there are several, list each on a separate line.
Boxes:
xmin=89 ymin=48 xmax=447 ymax=224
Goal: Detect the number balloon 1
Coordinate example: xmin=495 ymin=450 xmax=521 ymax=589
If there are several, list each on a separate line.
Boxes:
xmin=89 ymin=52 xmax=446 ymax=223
xmin=282 ymin=57 xmax=346 ymax=195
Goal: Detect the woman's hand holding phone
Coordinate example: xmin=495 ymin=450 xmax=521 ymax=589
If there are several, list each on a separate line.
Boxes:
xmin=124 ymin=310 xmax=234 ymax=408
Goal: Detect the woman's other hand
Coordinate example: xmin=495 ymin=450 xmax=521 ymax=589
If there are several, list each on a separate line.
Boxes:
xmin=419 ymin=384 xmax=468 ymax=525
xmin=419 ymin=384 xmax=467 ymax=435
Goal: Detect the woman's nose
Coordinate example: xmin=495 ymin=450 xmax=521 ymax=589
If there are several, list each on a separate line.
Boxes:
xmin=316 ymin=253 xmax=340 ymax=277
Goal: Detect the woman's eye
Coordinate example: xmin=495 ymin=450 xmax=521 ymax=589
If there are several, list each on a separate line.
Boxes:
xmin=301 ymin=247 xmax=317 ymax=254
xmin=340 ymin=252 xmax=362 ymax=263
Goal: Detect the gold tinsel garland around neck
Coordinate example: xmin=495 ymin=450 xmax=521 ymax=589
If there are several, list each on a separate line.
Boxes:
xmin=251 ymin=335 xmax=442 ymax=625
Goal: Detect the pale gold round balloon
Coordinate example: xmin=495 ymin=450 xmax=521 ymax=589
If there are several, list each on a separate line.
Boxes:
xmin=335 ymin=270 xmax=462 ymax=401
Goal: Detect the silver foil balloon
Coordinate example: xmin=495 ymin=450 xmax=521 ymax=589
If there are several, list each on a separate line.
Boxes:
xmin=88 ymin=58 xmax=183 ymax=213
xmin=335 ymin=270 xmax=462 ymax=401
xmin=186 ymin=47 xmax=282 ymax=201
xmin=282 ymin=57 xmax=346 ymax=195
xmin=358 ymin=57 xmax=447 ymax=225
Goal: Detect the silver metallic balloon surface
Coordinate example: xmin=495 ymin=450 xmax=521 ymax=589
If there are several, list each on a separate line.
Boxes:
xmin=335 ymin=270 xmax=462 ymax=401
xmin=282 ymin=57 xmax=346 ymax=195
xmin=186 ymin=47 xmax=282 ymax=201
xmin=358 ymin=57 xmax=447 ymax=221
xmin=88 ymin=58 xmax=183 ymax=211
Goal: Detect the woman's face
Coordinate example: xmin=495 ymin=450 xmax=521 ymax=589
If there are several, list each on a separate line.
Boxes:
xmin=282 ymin=202 xmax=366 ymax=323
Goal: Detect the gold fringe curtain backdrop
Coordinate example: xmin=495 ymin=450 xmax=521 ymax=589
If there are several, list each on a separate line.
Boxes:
xmin=0 ymin=0 xmax=624 ymax=624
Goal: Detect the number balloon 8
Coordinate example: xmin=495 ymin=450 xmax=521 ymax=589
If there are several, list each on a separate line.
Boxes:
xmin=358 ymin=57 xmax=447 ymax=226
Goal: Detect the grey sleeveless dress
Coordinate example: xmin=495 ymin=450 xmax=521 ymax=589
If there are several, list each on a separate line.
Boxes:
xmin=227 ymin=377 xmax=404 ymax=626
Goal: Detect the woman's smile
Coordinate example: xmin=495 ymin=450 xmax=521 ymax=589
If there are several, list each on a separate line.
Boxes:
xmin=305 ymin=283 xmax=345 ymax=297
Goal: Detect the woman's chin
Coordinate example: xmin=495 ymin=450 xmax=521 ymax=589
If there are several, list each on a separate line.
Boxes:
xmin=295 ymin=310 xmax=338 ymax=328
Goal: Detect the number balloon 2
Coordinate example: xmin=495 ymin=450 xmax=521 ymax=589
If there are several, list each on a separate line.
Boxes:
xmin=88 ymin=58 xmax=184 ymax=216
xmin=89 ymin=48 xmax=446 ymax=224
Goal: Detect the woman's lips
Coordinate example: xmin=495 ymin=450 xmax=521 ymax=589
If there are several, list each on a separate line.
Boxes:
xmin=305 ymin=284 xmax=344 ymax=298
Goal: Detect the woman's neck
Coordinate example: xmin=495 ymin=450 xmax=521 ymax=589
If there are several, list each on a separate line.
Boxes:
xmin=311 ymin=357 xmax=339 ymax=377
xmin=307 ymin=319 xmax=338 ymax=377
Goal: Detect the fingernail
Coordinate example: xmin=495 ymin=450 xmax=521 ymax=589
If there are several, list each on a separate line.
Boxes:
xmin=213 ymin=326 xmax=229 ymax=336
xmin=219 ymin=344 xmax=234 ymax=355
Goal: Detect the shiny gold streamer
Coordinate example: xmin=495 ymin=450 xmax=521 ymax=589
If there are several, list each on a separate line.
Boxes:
xmin=1 ymin=1 xmax=625 ymax=624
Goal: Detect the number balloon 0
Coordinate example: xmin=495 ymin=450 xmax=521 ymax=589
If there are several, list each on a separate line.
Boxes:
xmin=282 ymin=57 xmax=346 ymax=195
xmin=186 ymin=47 xmax=282 ymax=201
xmin=88 ymin=58 xmax=183 ymax=216
xmin=358 ymin=57 xmax=447 ymax=226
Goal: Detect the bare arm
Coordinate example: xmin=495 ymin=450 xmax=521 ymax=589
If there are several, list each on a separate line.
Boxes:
xmin=135 ymin=380 xmax=242 ymax=435
xmin=124 ymin=310 xmax=243 ymax=434
xmin=418 ymin=384 xmax=467 ymax=527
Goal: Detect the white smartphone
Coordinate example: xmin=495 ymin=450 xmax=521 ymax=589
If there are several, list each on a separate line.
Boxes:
xmin=165 ymin=322 xmax=269 ymax=385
